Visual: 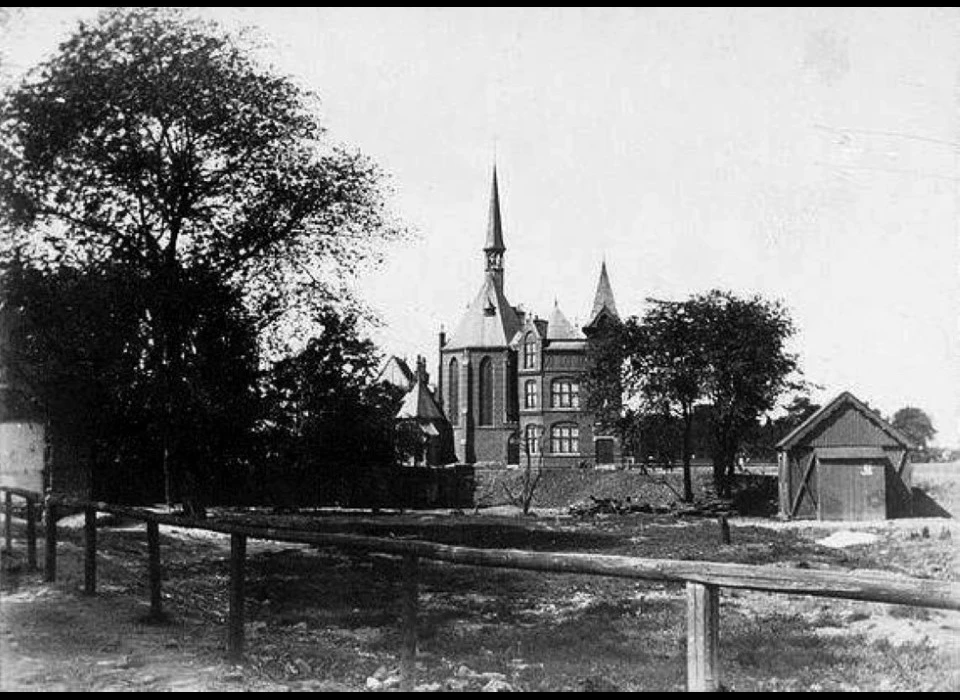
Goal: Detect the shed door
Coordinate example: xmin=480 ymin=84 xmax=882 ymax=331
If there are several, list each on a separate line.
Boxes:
xmin=817 ymin=460 xmax=886 ymax=521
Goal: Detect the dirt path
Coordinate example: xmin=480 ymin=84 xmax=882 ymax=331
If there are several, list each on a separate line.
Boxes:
xmin=0 ymin=523 xmax=297 ymax=693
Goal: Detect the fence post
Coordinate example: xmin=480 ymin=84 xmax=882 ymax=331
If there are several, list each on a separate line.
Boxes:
xmin=43 ymin=498 xmax=57 ymax=582
xmin=686 ymin=582 xmax=720 ymax=692
xmin=147 ymin=520 xmax=163 ymax=620
xmin=25 ymin=497 xmax=37 ymax=570
xmin=719 ymin=515 xmax=731 ymax=545
xmin=84 ymin=506 xmax=97 ymax=595
xmin=228 ymin=533 xmax=246 ymax=662
xmin=4 ymin=491 xmax=11 ymax=552
xmin=400 ymin=552 xmax=419 ymax=692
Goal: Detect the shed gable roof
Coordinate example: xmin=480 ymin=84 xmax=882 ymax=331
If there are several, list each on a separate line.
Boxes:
xmin=775 ymin=391 xmax=916 ymax=451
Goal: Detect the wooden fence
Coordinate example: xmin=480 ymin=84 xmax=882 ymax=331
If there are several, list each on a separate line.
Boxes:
xmin=3 ymin=486 xmax=960 ymax=692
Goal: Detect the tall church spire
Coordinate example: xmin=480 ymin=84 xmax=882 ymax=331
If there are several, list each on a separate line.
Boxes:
xmin=587 ymin=260 xmax=619 ymax=326
xmin=484 ymin=165 xmax=505 ymax=292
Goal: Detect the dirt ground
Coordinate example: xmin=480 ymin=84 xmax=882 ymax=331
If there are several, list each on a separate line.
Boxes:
xmin=2 ymin=464 xmax=959 ymax=692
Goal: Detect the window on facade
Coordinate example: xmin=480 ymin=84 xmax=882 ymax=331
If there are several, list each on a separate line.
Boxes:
xmin=551 ymin=379 xmax=580 ymax=408
xmin=448 ymin=358 xmax=459 ymax=426
xmin=478 ymin=357 xmax=493 ymax=426
xmin=550 ymin=423 xmax=579 ymax=454
xmin=523 ymin=333 xmax=536 ymax=369
xmin=523 ymin=379 xmax=538 ymax=409
xmin=524 ymin=424 xmax=543 ymax=455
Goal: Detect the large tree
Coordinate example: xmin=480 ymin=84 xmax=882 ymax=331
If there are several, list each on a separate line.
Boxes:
xmin=0 ymin=7 xmax=403 ymax=504
xmin=261 ymin=308 xmax=404 ymax=508
xmin=623 ymin=304 xmax=709 ymax=502
xmin=891 ymin=406 xmax=936 ymax=452
xmin=690 ymin=290 xmax=801 ymax=493
xmin=586 ymin=289 xmax=801 ymax=499
xmin=0 ymin=258 xmax=262 ymax=504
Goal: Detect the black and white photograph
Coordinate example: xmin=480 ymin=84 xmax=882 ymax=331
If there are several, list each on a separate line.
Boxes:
xmin=1 ymin=6 xmax=958 ymax=692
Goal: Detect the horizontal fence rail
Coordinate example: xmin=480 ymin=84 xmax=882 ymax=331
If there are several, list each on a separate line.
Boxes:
xmin=4 ymin=486 xmax=960 ymax=691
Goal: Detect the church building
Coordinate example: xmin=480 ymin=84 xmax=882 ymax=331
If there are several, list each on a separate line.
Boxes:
xmin=436 ymin=167 xmax=621 ymax=468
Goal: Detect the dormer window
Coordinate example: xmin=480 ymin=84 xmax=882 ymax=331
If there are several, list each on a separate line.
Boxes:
xmin=522 ymin=332 xmax=537 ymax=369
xmin=484 ymin=301 xmax=496 ymax=317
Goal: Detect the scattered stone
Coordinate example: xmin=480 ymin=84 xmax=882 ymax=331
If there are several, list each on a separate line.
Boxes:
xmin=480 ymin=678 xmax=514 ymax=692
xmin=476 ymin=672 xmax=508 ymax=682
xmin=414 ymin=681 xmax=442 ymax=692
xmin=815 ymin=531 xmax=879 ymax=548
xmin=365 ymin=677 xmax=382 ymax=690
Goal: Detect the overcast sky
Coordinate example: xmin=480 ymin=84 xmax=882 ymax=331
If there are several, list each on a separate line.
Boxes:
xmin=3 ymin=7 xmax=959 ymax=446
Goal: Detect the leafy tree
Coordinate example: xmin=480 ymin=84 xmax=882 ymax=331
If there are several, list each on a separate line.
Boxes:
xmin=891 ymin=406 xmax=936 ymax=452
xmin=0 ymin=258 xmax=261 ymax=504
xmin=260 ymin=308 xmax=404 ymax=508
xmin=629 ymin=302 xmax=712 ymax=501
xmin=689 ymin=290 xmax=801 ymax=494
xmin=0 ymin=7 xmax=403 ymax=504
xmin=586 ymin=289 xmax=801 ymax=499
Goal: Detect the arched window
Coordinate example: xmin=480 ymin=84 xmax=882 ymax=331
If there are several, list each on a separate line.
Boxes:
xmin=478 ymin=357 xmax=493 ymax=426
xmin=523 ymin=379 xmax=538 ymax=409
xmin=550 ymin=423 xmax=579 ymax=454
xmin=523 ymin=332 xmax=537 ymax=369
xmin=448 ymin=358 xmax=459 ymax=425
xmin=551 ymin=378 xmax=580 ymax=408
xmin=524 ymin=424 xmax=543 ymax=455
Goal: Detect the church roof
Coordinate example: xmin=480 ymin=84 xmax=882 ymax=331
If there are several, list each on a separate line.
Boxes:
xmin=587 ymin=261 xmax=619 ymax=326
xmin=396 ymin=376 xmax=447 ymax=423
xmin=485 ymin=166 xmax=505 ymax=252
xmin=445 ymin=272 xmax=522 ymax=349
xmin=546 ymin=301 xmax=583 ymax=340
xmin=376 ymin=356 xmax=415 ymax=391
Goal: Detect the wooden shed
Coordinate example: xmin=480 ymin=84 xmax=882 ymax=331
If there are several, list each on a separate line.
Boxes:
xmin=776 ymin=391 xmax=916 ymax=521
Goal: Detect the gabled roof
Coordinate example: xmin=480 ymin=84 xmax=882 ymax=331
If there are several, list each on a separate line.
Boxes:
xmin=377 ymin=356 xmax=415 ymax=391
xmin=776 ymin=391 xmax=917 ymax=451
xmin=396 ymin=377 xmax=447 ymax=423
xmin=546 ymin=301 xmax=583 ymax=340
xmin=445 ymin=273 xmax=521 ymax=350
xmin=586 ymin=261 xmax=619 ymax=327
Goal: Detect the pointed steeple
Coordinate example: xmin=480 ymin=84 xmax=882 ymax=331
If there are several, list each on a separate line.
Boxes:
xmin=485 ymin=165 xmax=505 ymax=253
xmin=587 ymin=261 xmax=619 ymax=327
xmin=483 ymin=165 xmax=505 ymax=294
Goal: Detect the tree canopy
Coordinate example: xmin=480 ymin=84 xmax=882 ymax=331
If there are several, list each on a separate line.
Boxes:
xmin=586 ymin=288 xmax=802 ymax=498
xmin=0 ymin=6 xmax=404 ymax=351
xmin=0 ymin=7 xmax=407 ymax=507
xmin=891 ymin=406 xmax=936 ymax=451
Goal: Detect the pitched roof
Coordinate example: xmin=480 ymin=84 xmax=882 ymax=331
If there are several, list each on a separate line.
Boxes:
xmin=776 ymin=390 xmax=917 ymax=451
xmin=484 ymin=165 xmax=505 ymax=252
xmin=376 ymin=356 xmax=415 ymax=391
xmin=445 ymin=272 xmax=521 ymax=349
xmin=396 ymin=377 xmax=447 ymax=423
xmin=586 ymin=261 xmax=619 ymax=326
xmin=546 ymin=301 xmax=583 ymax=340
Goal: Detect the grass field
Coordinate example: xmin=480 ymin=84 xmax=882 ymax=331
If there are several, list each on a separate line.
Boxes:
xmin=1 ymin=461 xmax=958 ymax=691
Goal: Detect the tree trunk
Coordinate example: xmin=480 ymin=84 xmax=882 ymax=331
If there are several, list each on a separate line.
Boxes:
xmin=681 ymin=407 xmax=694 ymax=503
